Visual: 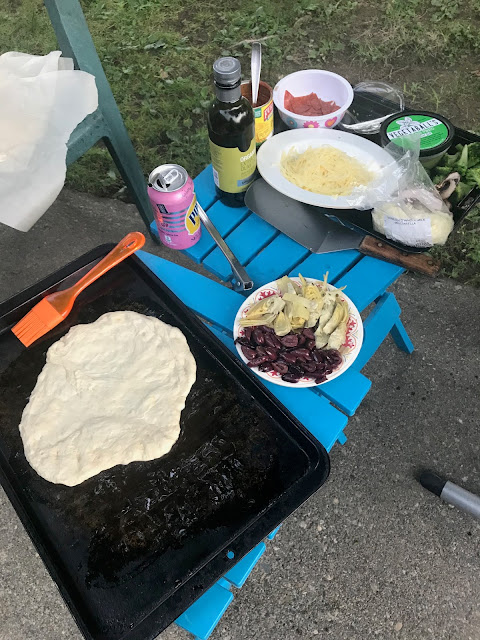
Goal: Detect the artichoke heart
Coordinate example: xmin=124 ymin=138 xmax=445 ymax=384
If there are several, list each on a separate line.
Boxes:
xmin=239 ymin=273 xmax=349 ymax=339
xmin=273 ymin=311 xmax=292 ymax=336
xmin=314 ymin=293 xmax=338 ymax=347
xmin=276 ymin=276 xmax=297 ymax=296
xmin=239 ymin=312 xmax=278 ymax=327
xmin=282 ymin=293 xmax=311 ymax=320
xmin=323 ymin=300 xmax=346 ymax=335
xmin=299 ymin=273 xmax=324 ymax=305
xmin=244 ymin=294 xmax=284 ymax=320
xmin=327 ymin=303 xmax=349 ymax=350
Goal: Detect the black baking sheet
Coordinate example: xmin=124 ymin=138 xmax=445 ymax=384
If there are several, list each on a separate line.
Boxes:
xmin=0 ymin=246 xmax=330 ymax=640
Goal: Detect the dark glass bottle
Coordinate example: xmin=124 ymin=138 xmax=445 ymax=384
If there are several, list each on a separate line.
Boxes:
xmin=207 ymin=57 xmax=256 ymax=207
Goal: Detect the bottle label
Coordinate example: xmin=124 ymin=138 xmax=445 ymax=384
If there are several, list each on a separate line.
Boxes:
xmin=209 ymin=139 xmax=256 ymax=193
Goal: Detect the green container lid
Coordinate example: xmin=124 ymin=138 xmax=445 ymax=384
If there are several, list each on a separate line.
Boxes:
xmin=380 ymin=110 xmax=455 ymax=158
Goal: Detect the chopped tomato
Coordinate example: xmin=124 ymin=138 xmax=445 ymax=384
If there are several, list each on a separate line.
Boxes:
xmin=284 ymin=90 xmax=339 ymax=116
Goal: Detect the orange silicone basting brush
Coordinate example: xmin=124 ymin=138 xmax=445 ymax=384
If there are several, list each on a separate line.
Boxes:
xmin=12 ymin=232 xmax=145 ymax=347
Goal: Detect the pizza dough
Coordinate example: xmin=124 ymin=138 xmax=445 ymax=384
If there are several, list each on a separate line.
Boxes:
xmin=19 ymin=311 xmax=196 ymax=486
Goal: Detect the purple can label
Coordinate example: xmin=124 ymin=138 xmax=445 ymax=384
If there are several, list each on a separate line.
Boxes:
xmin=147 ymin=166 xmax=202 ymax=250
xmin=154 ymin=195 xmax=201 ymax=249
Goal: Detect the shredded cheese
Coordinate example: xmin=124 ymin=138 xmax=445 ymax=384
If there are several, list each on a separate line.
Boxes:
xmin=280 ymin=145 xmax=374 ymax=196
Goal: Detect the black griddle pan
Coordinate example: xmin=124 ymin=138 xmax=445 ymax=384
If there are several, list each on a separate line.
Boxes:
xmin=0 ymin=246 xmax=330 ymax=640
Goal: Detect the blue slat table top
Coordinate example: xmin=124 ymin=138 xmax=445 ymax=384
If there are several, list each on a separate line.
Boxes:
xmin=142 ymin=164 xmax=413 ymax=640
xmin=145 ymin=164 xmax=410 ymax=451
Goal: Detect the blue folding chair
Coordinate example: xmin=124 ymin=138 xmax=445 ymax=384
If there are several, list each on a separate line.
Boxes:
xmin=44 ymin=0 xmax=154 ymax=233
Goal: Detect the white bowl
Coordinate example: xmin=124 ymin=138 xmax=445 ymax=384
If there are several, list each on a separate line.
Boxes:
xmin=273 ymin=69 xmax=354 ymax=130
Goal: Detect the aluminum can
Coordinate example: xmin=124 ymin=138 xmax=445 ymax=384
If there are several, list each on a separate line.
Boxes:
xmin=147 ymin=164 xmax=201 ymax=249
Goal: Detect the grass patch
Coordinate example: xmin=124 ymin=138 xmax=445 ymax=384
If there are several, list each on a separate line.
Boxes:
xmin=1 ymin=0 xmax=479 ymax=282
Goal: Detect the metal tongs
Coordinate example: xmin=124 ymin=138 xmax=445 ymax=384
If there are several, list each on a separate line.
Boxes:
xmin=197 ymin=204 xmax=253 ymax=292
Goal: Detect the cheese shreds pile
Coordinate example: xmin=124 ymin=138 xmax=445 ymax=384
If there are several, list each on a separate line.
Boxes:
xmin=280 ymin=145 xmax=374 ymax=196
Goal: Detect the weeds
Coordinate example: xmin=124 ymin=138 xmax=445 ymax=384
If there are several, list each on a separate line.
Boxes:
xmin=0 ymin=0 xmax=479 ymax=282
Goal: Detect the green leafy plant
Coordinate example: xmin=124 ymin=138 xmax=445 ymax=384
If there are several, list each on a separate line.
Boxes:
xmin=1 ymin=0 xmax=479 ymax=284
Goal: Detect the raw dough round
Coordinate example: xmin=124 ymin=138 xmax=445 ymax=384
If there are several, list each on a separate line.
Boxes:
xmin=19 ymin=311 xmax=196 ymax=486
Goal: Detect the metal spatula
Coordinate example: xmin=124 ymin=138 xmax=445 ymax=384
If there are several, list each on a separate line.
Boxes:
xmin=245 ymin=178 xmax=363 ymax=253
xmin=245 ymin=179 xmax=440 ymax=275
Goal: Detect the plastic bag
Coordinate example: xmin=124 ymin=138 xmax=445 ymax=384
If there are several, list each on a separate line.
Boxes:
xmin=347 ymin=138 xmax=454 ymax=247
xmin=0 ymin=51 xmax=98 ymax=232
xmin=340 ymin=81 xmax=405 ymax=135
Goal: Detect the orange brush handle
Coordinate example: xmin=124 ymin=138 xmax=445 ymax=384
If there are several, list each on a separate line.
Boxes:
xmin=11 ymin=232 xmax=146 ymax=346
xmin=71 ymin=232 xmax=145 ymax=300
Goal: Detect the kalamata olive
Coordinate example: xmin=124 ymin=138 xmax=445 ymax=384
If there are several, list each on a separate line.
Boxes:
xmin=244 ymin=327 xmax=253 ymax=342
xmin=296 ymin=356 xmax=308 ymax=365
xmin=253 ymin=328 xmax=265 ymax=345
xmin=315 ymin=375 xmax=327 ymax=384
xmin=289 ymin=365 xmax=305 ymax=377
xmin=325 ymin=349 xmax=342 ymax=366
xmin=264 ymin=346 xmax=278 ymax=361
xmin=241 ymin=345 xmax=258 ymax=360
xmin=272 ymin=361 xmax=289 ymax=374
xmin=259 ymin=362 xmax=274 ymax=372
xmin=297 ymin=334 xmax=306 ymax=346
xmin=262 ymin=325 xmax=275 ymax=333
xmin=282 ymin=372 xmax=301 ymax=383
xmin=272 ymin=335 xmax=282 ymax=349
xmin=264 ymin=333 xmax=279 ymax=349
xmin=282 ymin=352 xmax=297 ymax=364
xmin=302 ymin=327 xmax=315 ymax=340
xmin=325 ymin=367 xmax=333 ymax=375
xmin=312 ymin=349 xmax=325 ymax=363
xmin=280 ymin=334 xmax=298 ymax=348
xmin=306 ymin=339 xmax=316 ymax=351
xmin=235 ymin=337 xmax=252 ymax=347
xmin=256 ymin=346 xmax=267 ymax=356
xmin=290 ymin=347 xmax=311 ymax=359
xmin=303 ymin=362 xmax=317 ymax=374
xmin=247 ymin=355 xmax=269 ymax=367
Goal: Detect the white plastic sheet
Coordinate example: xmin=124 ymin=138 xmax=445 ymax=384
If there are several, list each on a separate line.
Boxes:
xmin=0 ymin=51 xmax=98 ymax=231
xmin=346 ymin=137 xmax=454 ymax=247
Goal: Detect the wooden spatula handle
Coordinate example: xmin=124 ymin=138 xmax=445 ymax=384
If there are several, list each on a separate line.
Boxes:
xmin=359 ymin=235 xmax=440 ymax=276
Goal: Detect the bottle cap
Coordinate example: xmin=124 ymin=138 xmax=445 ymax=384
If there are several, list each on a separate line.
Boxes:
xmin=213 ymin=57 xmax=241 ymax=87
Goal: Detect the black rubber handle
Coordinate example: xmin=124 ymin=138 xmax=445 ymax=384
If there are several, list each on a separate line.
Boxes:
xmin=419 ymin=470 xmax=446 ymax=497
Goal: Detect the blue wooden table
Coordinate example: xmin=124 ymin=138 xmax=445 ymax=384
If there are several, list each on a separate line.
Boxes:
xmin=137 ymin=166 xmax=414 ymax=640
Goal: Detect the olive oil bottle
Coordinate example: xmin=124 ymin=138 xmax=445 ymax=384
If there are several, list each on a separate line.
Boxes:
xmin=207 ymin=57 xmax=256 ymax=206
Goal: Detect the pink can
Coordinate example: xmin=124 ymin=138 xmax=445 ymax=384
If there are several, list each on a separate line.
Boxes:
xmin=148 ymin=164 xmax=201 ymax=250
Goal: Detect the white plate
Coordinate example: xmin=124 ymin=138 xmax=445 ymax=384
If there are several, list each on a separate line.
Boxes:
xmin=233 ymin=277 xmax=363 ymax=388
xmin=256 ymin=128 xmax=393 ymax=209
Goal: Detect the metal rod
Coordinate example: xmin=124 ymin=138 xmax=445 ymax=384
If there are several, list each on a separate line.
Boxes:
xmin=197 ymin=204 xmax=253 ymax=292
xmin=420 ymin=471 xmax=480 ymax=520
xmin=251 ymin=42 xmax=262 ymax=106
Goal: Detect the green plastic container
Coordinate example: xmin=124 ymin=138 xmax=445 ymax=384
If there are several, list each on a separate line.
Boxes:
xmin=380 ymin=110 xmax=455 ymax=169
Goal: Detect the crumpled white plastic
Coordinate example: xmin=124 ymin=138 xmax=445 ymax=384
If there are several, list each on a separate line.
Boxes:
xmin=0 ymin=51 xmax=98 ymax=231
xmin=346 ymin=136 xmax=454 ymax=247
